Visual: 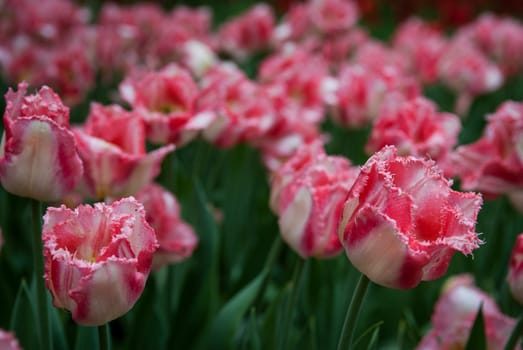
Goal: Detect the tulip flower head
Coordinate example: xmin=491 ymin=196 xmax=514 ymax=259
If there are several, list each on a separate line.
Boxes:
xmin=339 ymin=146 xmax=482 ymax=289
xmin=74 ymin=103 xmax=174 ymax=200
xmin=120 ymin=64 xmax=212 ymax=146
xmin=0 ymin=81 xmax=83 ymax=201
xmin=43 ymin=197 xmax=158 ymax=326
xmin=417 ymin=274 xmax=515 ymax=349
xmin=271 ymin=142 xmax=360 ymax=258
xmin=366 ymin=96 xmax=461 ymax=175
xmin=135 ymin=183 xmax=198 ymax=270
xmin=0 ymin=330 xmax=22 ymax=350
xmin=508 ymin=233 xmax=523 ymax=305
xmin=452 ymin=101 xmax=523 ymax=212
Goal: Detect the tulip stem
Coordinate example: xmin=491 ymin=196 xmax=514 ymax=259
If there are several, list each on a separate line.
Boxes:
xmin=254 ymin=236 xmax=283 ymax=306
xmin=504 ymin=314 xmax=523 ymax=350
xmin=278 ymin=256 xmax=306 ymax=350
xmin=98 ymin=323 xmax=111 ymax=350
xmin=31 ymin=199 xmax=51 ymax=350
xmin=337 ymin=273 xmax=371 ymax=350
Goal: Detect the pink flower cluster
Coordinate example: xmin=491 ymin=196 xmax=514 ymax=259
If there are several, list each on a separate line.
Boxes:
xmin=1 ymin=0 xmax=521 ymax=342
xmin=0 ymin=82 xmax=198 ymax=324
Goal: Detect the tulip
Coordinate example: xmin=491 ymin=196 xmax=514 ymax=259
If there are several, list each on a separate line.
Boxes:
xmin=508 ymin=233 xmax=523 ymax=304
xmin=271 ymin=142 xmax=359 ymax=258
xmin=43 ymin=197 xmax=158 ymax=326
xmin=417 ymin=274 xmax=515 ymax=349
xmin=452 ymin=101 xmax=523 ymax=212
xmin=338 ymin=146 xmax=482 ymax=289
xmin=366 ymin=96 xmax=461 ymax=175
xmin=0 ymin=330 xmax=22 ymax=350
xmin=217 ymin=4 xmax=274 ymax=61
xmin=0 ymin=82 xmax=83 ymax=201
xmin=74 ymin=103 xmax=174 ymax=199
xmin=135 ymin=183 xmax=198 ymax=270
xmin=119 ymin=64 xmax=212 ymax=146
xmin=198 ymin=66 xmax=276 ymax=148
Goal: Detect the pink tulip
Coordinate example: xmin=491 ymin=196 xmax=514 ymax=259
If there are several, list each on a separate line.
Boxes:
xmin=393 ymin=17 xmax=448 ymax=84
xmin=74 ymin=103 xmax=174 ymax=199
xmin=417 ymin=274 xmax=515 ymax=349
xmin=0 ymin=330 xmax=22 ymax=350
xmin=43 ymin=197 xmax=158 ymax=326
xmin=456 ymin=14 xmax=523 ymax=77
xmin=308 ymin=0 xmax=358 ymax=34
xmin=135 ymin=183 xmax=198 ymax=270
xmin=271 ymin=143 xmax=359 ymax=258
xmin=366 ymin=96 xmax=461 ymax=175
xmin=217 ymin=4 xmax=274 ymax=61
xmin=352 ymin=41 xmax=411 ymax=77
xmin=437 ymin=39 xmax=503 ymax=115
xmin=0 ymin=82 xmax=83 ymax=201
xmin=198 ymin=64 xmax=276 ymax=148
xmin=508 ymin=233 xmax=523 ymax=305
xmin=339 ymin=146 xmax=482 ymax=289
xmin=261 ymin=49 xmax=333 ymax=125
xmin=331 ymin=64 xmax=420 ymax=128
xmin=119 ymin=64 xmax=212 ymax=146
xmin=452 ymin=101 xmax=523 ymax=211
xmin=269 ymin=141 xmax=326 ymax=213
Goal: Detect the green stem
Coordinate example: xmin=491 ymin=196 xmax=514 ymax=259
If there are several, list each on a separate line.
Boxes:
xmin=254 ymin=236 xmax=283 ymax=306
xmin=98 ymin=323 xmax=111 ymax=350
xmin=31 ymin=199 xmax=51 ymax=350
xmin=337 ymin=273 xmax=371 ymax=350
xmin=504 ymin=314 xmax=523 ymax=350
xmin=278 ymin=257 xmax=306 ymax=350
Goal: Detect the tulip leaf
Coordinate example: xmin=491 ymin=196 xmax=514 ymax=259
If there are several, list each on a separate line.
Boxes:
xmin=465 ymin=304 xmax=486 ymax=350
xmin=126 ymin=278 xmax=168 ymax=350
xmin=74 ymin=326 xmax=98 ymax=350
xmin=239 ymin=308 xmax=261 ymax=350
xmin=205 ymin=271 xmax=266 ymax=349
xmin=366 ymin=326 xmax=380 ymax=350
xmin=48 ymin=300 xmax=68 ymax=350
xmin=10 ymin=280 xmax=38 ymax=350
xmin=27 ymin=271 xmax=68 ymax=350
xmin=353 ymin=321 xmax=384 ymax=349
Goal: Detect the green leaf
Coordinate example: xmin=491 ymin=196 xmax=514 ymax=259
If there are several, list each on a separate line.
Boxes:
xmin=465 ymin=304 xmax=487 ymax=350
xmin=74 ymin=326 xmax=98 ymax=350
xmin=353 ymin=321 xmax=384 ymax=349
xmin=10 ymin=280 xmax=38 ymax=350
xmin=167 ymin=173 xmax=220 ymax=349
xmin=503 ymin=314 xmax=523 ymax=350
xmin=126 ymin=279 xmax=168 ymax=350
xmin=366 ymin=327 xmax=380 ymax=350
xmin=240 ymin=308 xmax=261 ymax=350
xmin=205 ymin=271 xmax=267 ymax=349
xmin=48 ymin=300 xmax=68 ymax=350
